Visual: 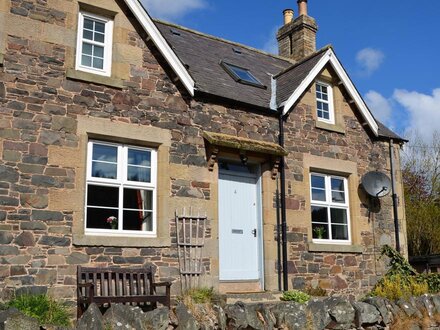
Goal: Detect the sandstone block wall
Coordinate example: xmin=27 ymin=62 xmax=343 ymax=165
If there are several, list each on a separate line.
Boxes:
xmin=0 ymin=0 xmax=405 ymax=304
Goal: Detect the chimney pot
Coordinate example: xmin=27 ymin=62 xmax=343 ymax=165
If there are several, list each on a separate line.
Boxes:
xmin=283 ymin=9 xmax=294 ymax=25
xmin=298 ymin=0 xmax=308 ymax=16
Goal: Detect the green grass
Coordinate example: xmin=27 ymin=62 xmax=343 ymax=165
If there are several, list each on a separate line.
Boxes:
xmin=185 ymin=287 xmax=215 ymax=304
xmin=7 ymin=294 xmax=71 ymax=327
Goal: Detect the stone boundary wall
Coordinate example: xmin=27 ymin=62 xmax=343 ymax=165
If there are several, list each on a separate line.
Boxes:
xmin=2 ymin=294 xmax=436 ymax=329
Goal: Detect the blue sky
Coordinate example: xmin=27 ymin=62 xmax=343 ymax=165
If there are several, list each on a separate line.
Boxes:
xmin=141 ymin=0 xmax=440 ymax=142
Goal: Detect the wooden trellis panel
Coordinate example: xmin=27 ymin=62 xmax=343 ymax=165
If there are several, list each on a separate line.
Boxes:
xmin=175 ymin=208 xmax=207 ymax=292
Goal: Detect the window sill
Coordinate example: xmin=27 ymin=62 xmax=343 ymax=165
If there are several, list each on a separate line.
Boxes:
xmin=315 ymin=120 xmax=345 ymax=134
xmin=73 ymin=234 xmax=171 ymax=248
xmin=308 ymin=243 xmax=363 ymax=254
xmin=66 ymin=69 xmax=124 ymax=89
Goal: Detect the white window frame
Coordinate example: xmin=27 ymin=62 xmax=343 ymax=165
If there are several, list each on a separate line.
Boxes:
xmin=310 ymin=173 xmax=351 ymax=244
xmin=85 ymin=141 xmax=157 ymax=238
xmin=315 ymin=81 xmax=335 ymax=124
xmin=76 ymin=11 xmax=113 ymax=76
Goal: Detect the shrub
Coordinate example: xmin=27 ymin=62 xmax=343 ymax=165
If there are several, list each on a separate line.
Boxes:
xmin=187 ymin=287 xmax=215 ymax=304
xmin=372 ymin=274 xmax=428 ymax=300
xmin=418 ymin=272 xmax=440 ymax=294
xmin=280 ymin=290 xmax=310 ymax=304
xmin=7 ymin=294 xmax=71 ymax=327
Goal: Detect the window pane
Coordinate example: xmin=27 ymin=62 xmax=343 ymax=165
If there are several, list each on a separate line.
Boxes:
xmin=312 ymin=188 xmax=326 ymax=201
xmin=93 ymin=57 xmax=104 ymax=70
xmin=311 ymin=175 xmax=325 ymax=189
xmin=95 ymin=21 xmax=105 ymax=33
xmin=87 ymin=185 xmax=119 ymax=207
xmin=123 ymin=210 xmax=152 ymax=231
xmin=331 ymin=208 xmax=348 ymax=224
xmin=83 ymin=29 xmax=93 ymax=40
xmin=311 ymin=206 xmax=328 ymax=223
xmin=323 ymin=103 xmax=329 ymax=111
xmin=316 ymin=84 xmax=322 ymax=92
xmin=94 ymin=45 xmax=104 ymax=58
xmin=93 ymin=144 xmax=117 ymax=162
xmin=81 ymin=55 xmax=92 ymax=67
xmin=331 ymin=178 xmax=344 ymax=191
xmin=321 ymin=85 xmax=328 ymax=93
xmin=323 ymin=111 xmax=330 ymax=120
xmin=317 ymin=101 xmax=323 ymax=110
xmin=84 ymin=18 xmax=94 ymax=30
xmin=82 ymin=43 xmax=93 ymax=55
xmin=94 ymin=32 xmax=105 ymax=43
xmin=317 ymin=110 xmax=323 ymax=118
xmin=312 ymin=223 xmax=329 ymax=239
xmin=123 ymin=189 xmax=153 ymax=210
xmin=127 ymin=166 xmax=151 ymax=183
xmin=322 ymin=94 xmax=328 ymax=101
xmin=86 ymin=207 xmax=118 ymax=230
xmin=128 ymin=149 xmax=151 ymax=166
xmin=92 ymin=162 xmax=117 ymax=179
xmin=331 ymin=224 xmax=348 ymax=240
xmin=332 ymin=191 xmax=345 ymax=203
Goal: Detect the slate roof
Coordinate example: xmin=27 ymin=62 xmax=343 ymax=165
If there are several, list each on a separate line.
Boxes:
xmin=156 ymin=20 xmax=292 ymax=109
xmin=275 ymin=48 xmax=328 ymax=105
xmin=154 ymin=20 xmax=404 ymax=141
xmin=377 ymin=121 xmax=407 ymax=141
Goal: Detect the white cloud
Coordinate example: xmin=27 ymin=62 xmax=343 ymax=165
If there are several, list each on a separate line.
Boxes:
xmin=364 ymin=90 xmax=393 ymax=125
xmin=141 ymin=0 xmax=207 ymax=21
xmin=356 ymin=48 xmax=385 ymax=76
xmin=393 ymin=89 xmax=440 ymax=142
xmin=262 ymin=26 xmax=280 ymax=55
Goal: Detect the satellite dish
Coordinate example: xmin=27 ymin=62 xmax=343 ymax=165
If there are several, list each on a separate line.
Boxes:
xmin=361 ymin=171 xmax=392 ymax=198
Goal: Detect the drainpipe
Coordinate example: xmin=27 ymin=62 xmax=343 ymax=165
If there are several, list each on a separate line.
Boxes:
xmin=389 ymin=139 xmax=401 ymax=252
xmin=278 ymin=112 xmax=289 ymax=291
xmin=276 ymin=177 xmax=282 ymax=291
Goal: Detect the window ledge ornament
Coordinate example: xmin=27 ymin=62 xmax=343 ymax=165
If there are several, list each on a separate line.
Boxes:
xmin=203 ymin=131 xmax=287 ymax=179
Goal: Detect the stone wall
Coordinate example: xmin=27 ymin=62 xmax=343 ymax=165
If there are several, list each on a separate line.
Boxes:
xmin=60 ymin=294 xmax=440 ymax=329
xmin=0 ymin=0 xmax=406 ymax=304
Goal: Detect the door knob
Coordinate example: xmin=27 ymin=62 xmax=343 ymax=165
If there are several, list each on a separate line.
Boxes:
xmin=252 ymin=229 xmax=257 ymax=237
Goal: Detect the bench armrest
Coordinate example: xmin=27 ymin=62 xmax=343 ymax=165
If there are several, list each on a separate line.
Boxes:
xmin=153 ymin=281 xmax=172 ymax=288
xmin=77 ymin=282 xmax=95 ymax=301
xmin=78 ymin=282 xmax=94 ymax=288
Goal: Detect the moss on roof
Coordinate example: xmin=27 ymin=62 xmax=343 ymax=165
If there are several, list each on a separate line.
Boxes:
xmin=203 ymin=131 xmax=288 ymax=156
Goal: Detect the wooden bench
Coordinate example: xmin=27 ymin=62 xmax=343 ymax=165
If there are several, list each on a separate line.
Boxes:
xmin=77 ymin=266 xmax=171 ymax=318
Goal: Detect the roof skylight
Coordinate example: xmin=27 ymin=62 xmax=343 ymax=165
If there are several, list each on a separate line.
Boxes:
xmin=221 ymin=62 xmax=265 ymax=88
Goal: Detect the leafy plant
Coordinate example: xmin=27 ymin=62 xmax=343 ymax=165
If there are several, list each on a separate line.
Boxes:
xmin=7 ymin=294 xmax=71 ymax=327
xmin=371 ymin=245 xmax=439 ymax=300
xmin=280 ymin=290 xmax=310 ymax=304
xmin=313 ymin=227 xmax=326 ymax=239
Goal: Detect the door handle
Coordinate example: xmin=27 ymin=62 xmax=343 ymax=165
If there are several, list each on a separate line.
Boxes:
xmin=252 ymin=229 xmax=257 ymax=237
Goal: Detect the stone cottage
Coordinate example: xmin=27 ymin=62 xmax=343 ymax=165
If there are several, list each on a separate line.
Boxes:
xmin=0 ymin=0 xmax=406 ymax=303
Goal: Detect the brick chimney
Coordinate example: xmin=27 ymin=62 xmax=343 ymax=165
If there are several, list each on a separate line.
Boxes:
xmin=277 ymin=0 xmax=318 ymax=62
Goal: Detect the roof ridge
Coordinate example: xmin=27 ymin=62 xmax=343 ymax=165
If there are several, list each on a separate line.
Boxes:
xmin=154 ymin=19 xmax=295 ymax=64
xmin=273 ymin=45 xmax=333 ymax=78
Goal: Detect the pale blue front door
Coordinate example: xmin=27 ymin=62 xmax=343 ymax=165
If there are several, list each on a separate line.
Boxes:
xmin=219 ymin=164 xmax=261 ymax=281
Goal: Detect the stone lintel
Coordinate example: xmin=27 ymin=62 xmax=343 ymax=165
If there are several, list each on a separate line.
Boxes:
xmin=66 ymin=68 xmax=124 ymax=89
xmin=308 ymin=243 xmax=363 ymax=254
